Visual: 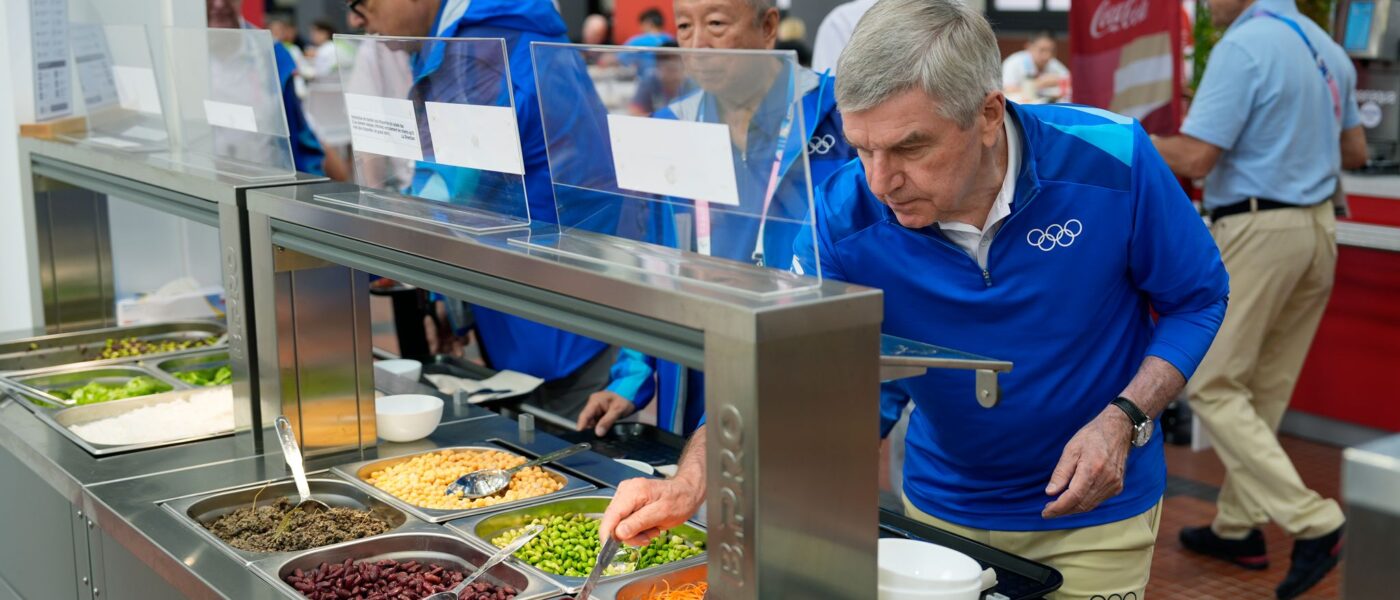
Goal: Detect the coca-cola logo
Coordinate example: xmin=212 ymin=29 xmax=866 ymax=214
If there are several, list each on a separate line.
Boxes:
xmin=1090 ymin=0 xmax=1150 ymax=39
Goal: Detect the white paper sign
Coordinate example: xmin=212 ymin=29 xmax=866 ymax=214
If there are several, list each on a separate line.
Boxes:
xmin=203 ymin=99 xmax=259 ymax=133
xmin=607 ymin=114 xmax=740 ymax=206
xmin=345 ymin=93 xmax=423 ymax=161
xmin=424 ymin=102 xmax=525 ymax=175
xmin=88 ymin=136 xmax=140 ymax=149
xmin=30 ymin=0 xmax=72 ymax=120
xmin=113 ymin=66 xmax=162 ymax=115
xmin=70 ymin=24 xmax=119 ymax=110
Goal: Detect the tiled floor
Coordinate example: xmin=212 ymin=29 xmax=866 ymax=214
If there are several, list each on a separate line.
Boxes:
xmin=1149 ymin=436 xmax=1345 ymax=599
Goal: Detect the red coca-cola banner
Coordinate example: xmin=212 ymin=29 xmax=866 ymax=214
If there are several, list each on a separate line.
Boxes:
xmin=1070 ymin=0 xmax=1184 ymax=134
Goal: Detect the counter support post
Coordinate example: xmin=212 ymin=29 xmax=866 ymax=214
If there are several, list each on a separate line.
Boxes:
xmin=705 ymin=303 xmax=882 ymax=598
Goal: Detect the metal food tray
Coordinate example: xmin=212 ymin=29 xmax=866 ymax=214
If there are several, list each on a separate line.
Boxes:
xmin=595 ymin=562 xmax=706 ymax=600
xmin=154 ymin=349 xmax=231 ymax=387
xmin=446 ymin=490 xmax=707 ymax=594
xmin=23 ymin=386 xmax=237 ymax=457
xmin=331 ymin=444 xmax=596 ymax=524
xmin=0 ymin=320 xmax=226 ymax=373
xmin=879 ymin=509 xmax=1063 ymax=600
xmin=161 ymin=474 xmax=415 ymax=565
xmin=7 ymin=363 xmax=189 ymax=408
xmin=247 ymin=530 xmax=562 ymax=600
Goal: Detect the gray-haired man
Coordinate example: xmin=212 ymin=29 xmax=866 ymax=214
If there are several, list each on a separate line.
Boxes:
xmin=602 ymin=1 xmax=1230 ymax=598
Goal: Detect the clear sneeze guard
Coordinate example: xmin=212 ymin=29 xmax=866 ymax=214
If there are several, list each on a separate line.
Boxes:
xmin=61 ymin=24 xmax=171 ymax=153
xmin=316 ymin=35 xmax=531 ymax=234
xmin=154 ymin=27 xmax=296 ymax=181
xmin=525 ymin=44 xmax=822 ymax=297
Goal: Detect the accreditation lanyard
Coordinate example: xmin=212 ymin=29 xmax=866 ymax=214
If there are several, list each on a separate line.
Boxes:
xmin=1256 ymin=10 xmax=1343 ymax=124
xmin=693 ymin=71 xmax=809 ymax=266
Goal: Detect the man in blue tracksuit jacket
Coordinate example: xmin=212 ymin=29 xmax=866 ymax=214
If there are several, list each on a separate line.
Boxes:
xmin=356 ymin=0 xmax=612 ymax=416
xmin=600 ymin=3 xmax=1229 ymax=597
xmin=574 ymin=0 xmax=854 ymax=438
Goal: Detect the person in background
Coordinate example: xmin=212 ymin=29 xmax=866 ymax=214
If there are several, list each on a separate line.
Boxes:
xmin=622 ymin=9 xmax=675 ymax=77
xmin=352 ymin=0 xmax=616 ymax=420
xmin=627 ymin=41 xmax=695 ymax=116
xmin=206 ymin=0 xmax=348 ymax=180
xmin=1002 ymin=30 xmax=1069 ymax=104
xmin=775 ymin=15 xmax=811 ymax=67
xmin=582 ymin=13 xmax=611 ymax=45
xmin=600 ymin=4 xmax=1230 ymax=600
xmin=581 ymin=13 xmax=617 ymax=66
xmin=576 ymin=0 xmax=856 ymax=440
xmin=269 ymin=16 xmax=315 ymax=82
xmin=1152 ymin=0 xmax=1366 ymax=597
xmin=624 ymin=8 xmax=675 ymax=47
xmin=811 ymin=0 xmax=876 ymax=75
xmin=308 ymin=21 xmax=353 ymax=81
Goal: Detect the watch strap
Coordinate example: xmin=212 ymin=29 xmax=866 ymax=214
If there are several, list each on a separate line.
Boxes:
xmin=1111 ymin=396 xmax=1149 ymax=428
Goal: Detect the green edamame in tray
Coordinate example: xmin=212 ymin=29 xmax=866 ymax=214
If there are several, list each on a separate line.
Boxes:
xmin=490 ymin=513 xmax=703 ymax=578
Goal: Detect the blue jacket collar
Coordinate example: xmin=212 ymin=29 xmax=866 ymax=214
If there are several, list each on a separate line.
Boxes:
xmin=1005 ymin=101 xmax=1042 ymax=212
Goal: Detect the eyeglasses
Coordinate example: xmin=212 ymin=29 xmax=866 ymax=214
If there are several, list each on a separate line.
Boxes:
xmin=346 ymin=0 xmax=365 ymax=21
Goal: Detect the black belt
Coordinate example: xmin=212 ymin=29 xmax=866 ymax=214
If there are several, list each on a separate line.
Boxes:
xmin=1209 ymin=197 xmax=1309 ymax=222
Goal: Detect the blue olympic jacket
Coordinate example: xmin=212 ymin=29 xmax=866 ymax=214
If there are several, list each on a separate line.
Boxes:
xmin=795 ymin=102 xmax=1230 ymax=531
xmin=409 ymin=0 xmax=608 ymax=380
xmin=604 ymin=66 xmax=854 ymax=435
xmin=273 ymin=39 xmax=325 ymax=175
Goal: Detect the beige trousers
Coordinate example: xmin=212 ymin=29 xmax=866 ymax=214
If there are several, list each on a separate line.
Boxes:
xmin=1187 ymin=200 xmax=1345 ymax=540
xmin=903 ymin=497 xmax=1162 ymax=600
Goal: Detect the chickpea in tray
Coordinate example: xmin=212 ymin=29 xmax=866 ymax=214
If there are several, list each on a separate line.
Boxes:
xmin=365 ymin=449 xmax=563 ymax=510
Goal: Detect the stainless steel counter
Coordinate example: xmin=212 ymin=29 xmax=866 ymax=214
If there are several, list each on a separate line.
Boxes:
xmin=0 ymin=389 xmax=642 ymax=599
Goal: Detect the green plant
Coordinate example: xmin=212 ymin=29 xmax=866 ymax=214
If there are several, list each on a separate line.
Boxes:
xmin=1297 ymin=0 xmax=1338 ymax=32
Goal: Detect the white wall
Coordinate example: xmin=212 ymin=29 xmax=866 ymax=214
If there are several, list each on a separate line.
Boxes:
xmin=1 ymin=0 xmax=206 ymax=334
xmin=0 ymin=0 xmax=41 ymax=335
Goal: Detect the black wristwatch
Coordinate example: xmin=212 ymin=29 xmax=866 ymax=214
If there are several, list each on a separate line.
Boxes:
xmin=1111 ymin=396 xmax=1153 ymax=448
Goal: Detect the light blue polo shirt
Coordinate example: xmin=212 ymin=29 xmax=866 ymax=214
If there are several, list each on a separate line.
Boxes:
xmin=1181 ymin=0 xmax=1360 ymax=210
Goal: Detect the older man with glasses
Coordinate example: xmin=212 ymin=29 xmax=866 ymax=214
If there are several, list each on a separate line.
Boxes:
xmin=599 ymin=2 xmax=1231 ymax=598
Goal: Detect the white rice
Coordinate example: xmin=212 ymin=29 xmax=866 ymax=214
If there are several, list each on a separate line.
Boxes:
xmin=67 ymin=387 xmax=235 ymax=446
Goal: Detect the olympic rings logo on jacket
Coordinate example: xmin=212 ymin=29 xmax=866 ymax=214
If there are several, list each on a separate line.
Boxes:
xmin=1026 ymin=218 xmax=1084 ymax=251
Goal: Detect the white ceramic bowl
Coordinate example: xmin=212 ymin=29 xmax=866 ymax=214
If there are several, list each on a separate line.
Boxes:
xmin=614 ymin=458 xmax=656 ymax=475
xmin=375 ymin=394 xmax=443 ymax=442
xmin=376 ymin=359 xmax=423 ymax=382
xmin=878 ymin=538 xmax=983 ymax=599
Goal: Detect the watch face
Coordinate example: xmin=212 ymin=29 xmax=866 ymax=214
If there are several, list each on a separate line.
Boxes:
xmin=1134 ymin=421 xmax=1154 ymax=447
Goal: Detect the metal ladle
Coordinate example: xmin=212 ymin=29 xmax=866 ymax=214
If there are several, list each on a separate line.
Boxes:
xmin=422 ymin=524 xmax=545 ymax=600
xmin=273 ymin=416 xmax=330 ymax=523
xmin=445 ymin=443 xmax=591 ymax=499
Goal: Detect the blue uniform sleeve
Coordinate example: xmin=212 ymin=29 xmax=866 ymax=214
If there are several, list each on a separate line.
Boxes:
xmin=604 ymin=348 xmax=657 ymax=410
xmin=879 ymin=382 xmax=911 ymax=439
xmin=1129 ymin=124 xmax=1230 ymax=380
xmin=791 ymin=173 xmax=850 ymax=281
xmin=1181 ymin=40 xmax=1259 ymax=151
xmin=274 ymin=43 xmax=325 ymax=176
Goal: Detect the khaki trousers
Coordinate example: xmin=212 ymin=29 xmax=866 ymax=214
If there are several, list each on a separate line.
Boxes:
xmin=1187 ymin=200 xmax=1345 ymax=540
xmin=903 ymin=497 xmax=1162 ymax=600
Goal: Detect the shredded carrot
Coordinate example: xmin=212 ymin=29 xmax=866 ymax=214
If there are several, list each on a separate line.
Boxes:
xmin=646 ymin=581 xmax=708 ymax=599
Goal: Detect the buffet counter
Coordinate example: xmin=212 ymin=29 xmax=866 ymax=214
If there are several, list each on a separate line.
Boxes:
xmin=1289 ymin=174 xmax=1400 ymax=435
xmin=0 ymin=392 xmax=637 ymax=600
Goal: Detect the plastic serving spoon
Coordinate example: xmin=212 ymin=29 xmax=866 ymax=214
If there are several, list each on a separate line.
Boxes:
xmin=273 ymin=416 xmax=330 ymax=525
